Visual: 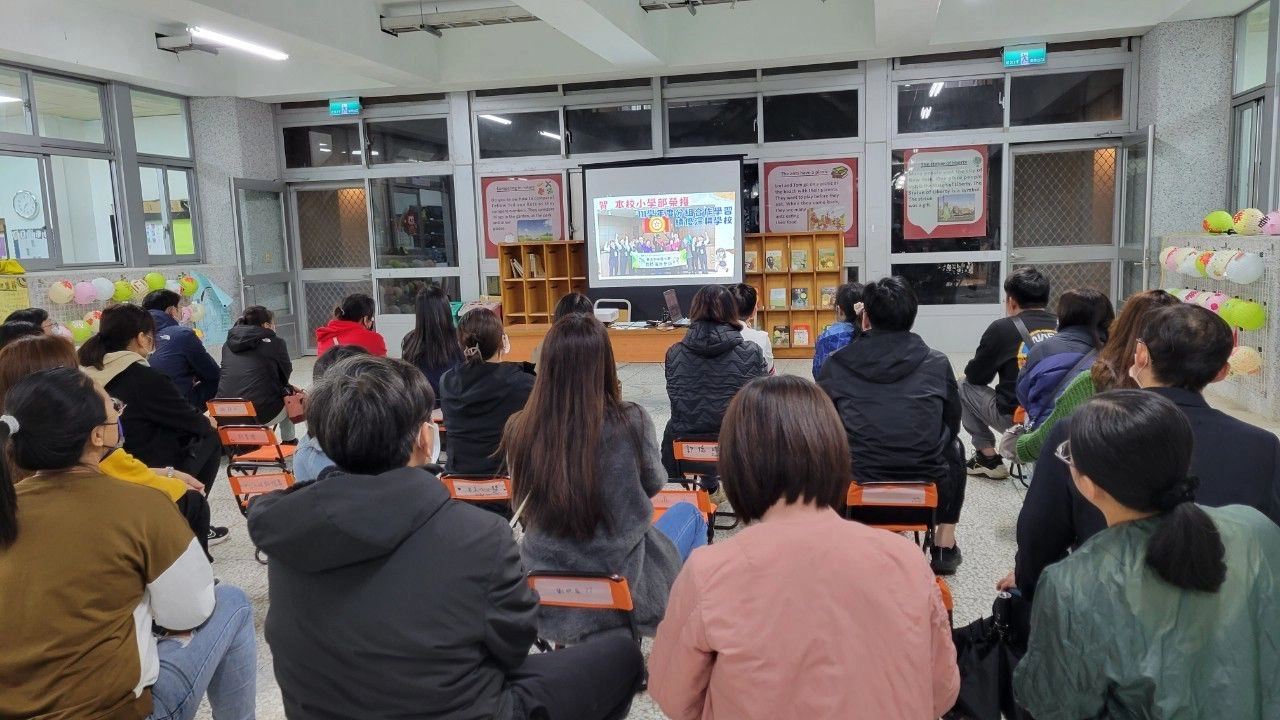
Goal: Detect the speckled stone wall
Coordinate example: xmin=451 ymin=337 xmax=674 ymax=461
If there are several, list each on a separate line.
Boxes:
xmin=1138 ymin=18 xmax=1235 ymax=239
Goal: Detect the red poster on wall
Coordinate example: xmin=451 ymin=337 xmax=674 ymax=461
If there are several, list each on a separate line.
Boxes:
xmin=481 ymin=174 xmax=565 ymax=259
xmin=763 ymin=158 xmax=858 ymax=247
xmin=902 ymin=145 xmax=988 ymax=240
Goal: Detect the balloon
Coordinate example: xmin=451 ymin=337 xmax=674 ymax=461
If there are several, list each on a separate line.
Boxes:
xmin=144 ymin=272 xmax=167 ymax=291
xmin=1228 ymin=346 xmax=1263 ymax=376
xmin=52 ymin=323 xmax=72 ymax=341
xmin=112 ymin=279 xmax=133 ymax=302
xmin=166 ymin=281 xmax=183 ymax=295
xmin=1225 ymin=252 xmax=1265 ymax=284
xmin=83 ymin=310 xmax=102 ymax=329
xmin=131 ymin=279 xmax=149 ymax=300
xmin=1195 ymin=250 xmax=1215 ymax=277
xmin=180 ymin=306 xmax=193 ymax=323
xmin=73 ymin=281 xmax=96 ymax=305
xmin=1202 ymin=292 xmax=1230 ymax=313
xmin=1233 ymin=300 xmax=1267 ymax=331
xmin=1208 ymin=250 xmax=1238 ymax=280
xmin=1178 ymin=251 xmax=1202 ymax=278
xmin=188 ymin=302 xmax=206 ymax=322
xmin=91 ymin=277 xmax=115 ymax=302
xmin=1233 ymin=208 xmax=1265 ymax=235
xmin=67 ymin=320 xmax=93 ymax=344
xmin=1203 ymin=210 xmax=1234 ymax=233
xmin=1161 ymin=247 xmax=1181 ymax=272
xmin=1182 ymin=290 xmax=1201 ymax=306
xmin=1265 ymin=211 xmax=1280 ymax=236
xmin=47 ymin=280 xmax=74 ymax=305
xmin=178 ymin=274 xmax=199 ymax=298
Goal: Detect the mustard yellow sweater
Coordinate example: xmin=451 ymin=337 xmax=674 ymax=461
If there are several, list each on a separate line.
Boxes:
xmin=99 ymin=450 xmax=188 ymax=502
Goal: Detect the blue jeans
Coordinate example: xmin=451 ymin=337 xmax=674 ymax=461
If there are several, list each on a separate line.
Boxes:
xmin=149 ymin=584 xmax=256 ymax=720
xmin=653 ymin=501 xmax=707 ymax=562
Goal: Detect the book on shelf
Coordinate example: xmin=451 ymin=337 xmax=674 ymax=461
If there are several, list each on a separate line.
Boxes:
xmin=509 ymin=258 xmax=525 ymax=279
xmin=768 ymin=287 xmax=788 ymax=310
xmin=791 ymin=287 xmax=810 ymax=309
xmin=771 ymin=324 xmax=790 ymax=348
xmin=791 ymin=249 xmax=809 ymax=271
xmin=764 ymin=249 xmax=785 ymax=272
xmin=819 ymin=286 xmax=838 ymax=309
xmin=817 ymin=247 xmax=838 ymax=270
xmin=792 ymin=324 xmax=811 ymax=347
xmin=744 ymin=250 xmax=758 ymax=273
xmin=527 ymin=254 xmax=543 ymax=278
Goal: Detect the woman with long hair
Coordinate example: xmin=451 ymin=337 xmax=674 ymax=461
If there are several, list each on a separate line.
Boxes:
xmin=0 ymin=367 xmax=255 ymax=720
xmin=315 ymin=292 xmax=386 ymax=356
xmin=219 ymin=304 xmax=296 ymax=441
xmin=400 ymin=286 xmax=462 ymax=400
xmin=530 ymin=292 xmax=592 ymax=367
xmin=650 ymin=376 xmax=959 ymax=719
xmin=503 ymin=314 xmax=707 ymax=645
xmin=1014 ymin=390 xmax=1280 ymax=718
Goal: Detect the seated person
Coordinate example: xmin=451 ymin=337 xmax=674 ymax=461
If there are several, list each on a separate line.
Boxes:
xmin=219 ymin=305 xmax=297 ymax=442
xmin=0 ymin=367 xmax=254 ymax=720
xmin=1012 ymin=303 xmax=1280 ymax=602
xmin=663 ymin=285 xmax=767 ymax=487
xmin=1014 ymin=288 xmax=1113 ymax=428
xmin=248 ymin=354 xmax=644 ymax=720
xmin=315 ymin=292 xmax=387 ymax=356
xmin=292 ymin=344 xmax=368 ymax=483
xmin=401 ymin=286 xmax=462 ymax=401
xmin=440 ymin=308 xmax=534 ymax=477
xmin=0 ymin=320 xmax=43 ymax=349
xmin=1014 ymin=390 xmax=1280 ymax=719
xmin=812 ymin=282 xmax=863 ymax=377
xmin=144 ymin=290 xmax=221 ymax=410
xmin=816 ymin=276 xmax=964 ymax=575
xmin=961 ymin=267 xmax=1056 ymax=479
xmin=650 ymin=375 xmax=959 ymax=720
xmin=506 ymin=314 xmax=707 ymax=645
xmin=531 ymin=292 xmax=592 ymax=367
xmin=728 ymin=283 xmax=774 ymax=374
xmin=5 ymin=306 xmax=54 ymax=335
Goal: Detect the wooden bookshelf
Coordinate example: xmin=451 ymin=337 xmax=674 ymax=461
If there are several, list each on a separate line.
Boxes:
xmin=743 ymin=232 xmax=843 ymax=359
xmin=498 ymin=241 xmax=588 ymax=326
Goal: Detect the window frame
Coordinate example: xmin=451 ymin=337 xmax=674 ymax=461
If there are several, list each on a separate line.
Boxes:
xmin=28 ymin=72 xmax=111 ymax=151
xmin=564 ymin=101 xmax=655 ymax=157
xmin=364 ymin=114 xmax=452 ymax=166
xmin=129 ymin=87 xmax=193 ymax=160
xmin=138 ymin=164 xmax=202 ymax=265
xmin=760 ymin=86 xmax=862 ymax=145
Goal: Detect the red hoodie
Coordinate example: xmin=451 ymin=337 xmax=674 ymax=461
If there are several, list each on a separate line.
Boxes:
xmin=315 ymin=320 xmax=387 ymax=357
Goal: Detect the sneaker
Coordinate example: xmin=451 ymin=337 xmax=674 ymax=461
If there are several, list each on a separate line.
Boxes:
xmin=207 ymin=526 xmax=231 ymax=545
xmin=966 ymin=452 xmax=1009 ymax=480
xmin=931 ymin=545 xmax=962 ymax=575
xmin=708 ymin=485 xmax=729 ymax=507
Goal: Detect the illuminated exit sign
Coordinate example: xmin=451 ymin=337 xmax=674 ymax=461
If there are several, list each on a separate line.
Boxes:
xmin=1003 ymin=44 xmax=1047 ymax=68
xmin=329 ymin=97 xmax=361 ymax=117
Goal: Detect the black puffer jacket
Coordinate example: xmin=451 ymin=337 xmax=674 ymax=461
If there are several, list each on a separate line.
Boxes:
xmin=663 ymin=321 xmax=766 ymax=468
xmin=219 ymin=325 xmax=293 ymax=423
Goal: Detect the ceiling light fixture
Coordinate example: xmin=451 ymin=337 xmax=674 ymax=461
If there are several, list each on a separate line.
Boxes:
xmin=480 ymin=114 xmax=512 ymax=125
xmin=928 ymin=82 xmax=944 ymax=98
xmin=920 ymin=106 xmax=932 ymax=119
xmin=0 ymin=96 xmax=21 ymax=104
xmin=187 ymin=26 xmax=289 ymax=61
xmin=539 ymin=131 xmax=562 ymax=141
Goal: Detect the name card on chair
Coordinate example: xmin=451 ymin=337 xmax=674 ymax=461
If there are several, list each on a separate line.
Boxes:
xmin=530 ymin=578 xmax=616 ymax=607
xmin=860 ymin=486 xmax=928 ymax=505
xmin=452 ymin=480 xmax=511 ymax=500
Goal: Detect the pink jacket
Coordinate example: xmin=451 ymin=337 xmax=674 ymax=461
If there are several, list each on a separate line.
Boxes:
xmin=649 ymin=504 xmax=959 ymax=720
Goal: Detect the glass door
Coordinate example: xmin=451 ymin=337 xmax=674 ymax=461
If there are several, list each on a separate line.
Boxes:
xmin=232 ymin=179 xmax=301 ymax=357
xmin=1118 ymin=126 xmax=1154 ymax=298
xmin=289 ymin=182 xmax=373 ymax=353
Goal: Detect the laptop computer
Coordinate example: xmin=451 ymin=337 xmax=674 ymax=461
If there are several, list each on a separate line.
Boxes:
xmin=663 ymin=289 xmax=691 ymax=326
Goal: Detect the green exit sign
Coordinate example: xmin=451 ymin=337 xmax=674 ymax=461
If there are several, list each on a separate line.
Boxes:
xmin=1003 ymin=44 xmax=1047 ymax=68
xmin=329 ymin=97 xmax=361 ymax=117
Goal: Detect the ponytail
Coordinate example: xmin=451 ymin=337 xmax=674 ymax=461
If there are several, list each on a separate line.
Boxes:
xmin=1145 ymin=477 xmax=1227 ymax=592
xmin=335 ymin=293 xmax=375 ymax=323
xmin=77 ymin=334 xmax=108 ymax=370
xmin=237 ymin=305 xmax=273 ymax=327
xmin=457 ymin=308 xmax=503 ymax=367
xmin=77 ymin=304 xmax=154 ymax=370
xmin=0 ymin=420 xmax=13 ymax=550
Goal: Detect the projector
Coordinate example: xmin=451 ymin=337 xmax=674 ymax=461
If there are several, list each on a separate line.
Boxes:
xmin=595 ymin=308 xmax=620 ymax=324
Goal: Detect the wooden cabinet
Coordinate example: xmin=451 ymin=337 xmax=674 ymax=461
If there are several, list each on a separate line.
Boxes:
xmin=498 ymin=241 xmax=588 ymax=325
xmin=742 ymin=232 xmax=844 ymax=359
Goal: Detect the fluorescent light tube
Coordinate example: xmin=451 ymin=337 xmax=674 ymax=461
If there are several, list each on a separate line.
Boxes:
xmin=920 ymin=106 xmax=932 ymax=119
xmin=539 ymin=131 xmax=561 ymax=141
xmin=479 ymin=114 xmax=512 ymax=125
xmin=928 ymin=82 xmax=944 ymax=98
xmin=0 ymin=96 xmax=21 ymax=103
xmin=187 ymin=26 xmax=289 ymax=61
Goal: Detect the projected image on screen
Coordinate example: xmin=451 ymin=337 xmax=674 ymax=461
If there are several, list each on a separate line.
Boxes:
xmin=592 ymin=192 xmax=737 ymax=283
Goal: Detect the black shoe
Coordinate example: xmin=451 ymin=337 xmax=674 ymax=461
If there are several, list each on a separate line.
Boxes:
xmin=966 ymin=452 xmax=1009 ymax=480
xmin=931 ymin=545 xmax=962 ymax=575
xmin=207 ymin=526 xmax=231 ymax=545
xmin=280 ymin=438 xmax=299 ymax=446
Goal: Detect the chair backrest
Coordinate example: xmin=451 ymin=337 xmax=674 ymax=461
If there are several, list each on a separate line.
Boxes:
xmin=652 ymin=487 xmax=715 ymax=517
xmin=439 ymin=475 xmax=513 ymax=502
xmin=672 ymin=437 xmax=720 ymax=486
xmin=227 ymin=472 xmax=295 ymax=511
xmin=528 ymin=572 xmax=634 ymax=612
xmin=846 ymin=481 xmax=939 ymax=509
xmin=207 ymin=398 xmax=258 ymax=420
xmin=217 ymin=425 xmax=281 ymax=450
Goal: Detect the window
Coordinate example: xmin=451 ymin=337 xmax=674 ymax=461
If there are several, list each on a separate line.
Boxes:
xmin=282 ymin=124 xmax=361 ymax=168
xmin=897 ymin=79 xmax=1003 ymax=133
xmin=891 ymin=145 xmax=1003 ymax=254
xmin=366 ymin=118 xmax=449 ymax=164
xmin=891 ymin=262 xmax=1001 ymax=304
xmin=34 ymin=75 xmax=104 ymax=144
xmin=476 ymin=111 xmax=561 ymax=159
xmin=667 ymin=98 xmax=757 ymax=148
xmin=1236 ymin=2 xmax=1272 ymax=93
xmin=1010 ymin=70 xmax=1124 ymax=126
xmin=51 ymin=155 xmax=118 ymax=264
xmin=566 ymin=105 xmax=652 ymax=154
xmin=763 ymin=90 xmax=858 ymax=141
xmin=0 ymin=154 xmax=48 ymax=260
xmin=0 ymin=68 xmax=29 ymax=135
xmin=139 ymin=167 xmax=197 ymax=258
xmin=131 ymin=90 xmax=190 ymax=157
xmin=1232 ymin=99 xmax=1263 ymax=210
xmin=378 ymin=277 xmax=461 ymax=314
xmin=370 ymin=176 xmax=457 ymax=269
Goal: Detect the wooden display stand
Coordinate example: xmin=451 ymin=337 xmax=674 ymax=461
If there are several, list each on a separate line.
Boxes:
xmin=498 ymin=241 xmax=588 ymax=326
xmin=743 ymin=232 xmax=844 ymax=360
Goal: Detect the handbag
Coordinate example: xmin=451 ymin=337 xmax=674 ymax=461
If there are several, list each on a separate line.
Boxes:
xmin=283 ymin=388 xmax=306 ymax=424
xmin=944 ymin=592 xmax=1032 ymax=720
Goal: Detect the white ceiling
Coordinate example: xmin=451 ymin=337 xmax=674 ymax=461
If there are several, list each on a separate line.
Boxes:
xmin=0 ymin=0 xmax=1256 ymax=102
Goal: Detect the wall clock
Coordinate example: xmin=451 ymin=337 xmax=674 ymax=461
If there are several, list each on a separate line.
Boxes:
xmin=12 ymin=190 xmax=38 ymax=221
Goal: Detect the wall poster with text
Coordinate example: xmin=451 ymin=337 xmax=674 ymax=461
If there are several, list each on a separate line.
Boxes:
xmin=902 ymin=145 xmax=988 ymax=240
xmin=763 ymin=158 xmax=858 ymax=247
xmin=481 ymin=174 xmax=565 ymax=259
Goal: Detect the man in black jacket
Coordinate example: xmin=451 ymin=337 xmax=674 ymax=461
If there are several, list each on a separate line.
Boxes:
xmin=248 ymin=355 xmax=643 ymax=720
xmin=818 ymin=276 xmax=965 ymax=575
xmin=960 ymin=267 xmax=1057 ymax=479
xmin=1010 ymin=303 xmax=1280 ymax=602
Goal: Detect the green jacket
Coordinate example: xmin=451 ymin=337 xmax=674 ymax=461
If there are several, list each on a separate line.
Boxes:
xmin=1015 ymin=371 xmax=1095 ymax=463
xmin=1014 ymin=505 xmax=1280 ymax=719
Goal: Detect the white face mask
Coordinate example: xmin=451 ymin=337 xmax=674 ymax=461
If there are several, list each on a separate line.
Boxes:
xmin=426 ymin=422 xmax=441 ymax=464
xmin=501 ymin=335 xmax=511 ymax=356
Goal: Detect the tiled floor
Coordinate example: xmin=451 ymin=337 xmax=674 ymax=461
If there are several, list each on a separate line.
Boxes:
xmin=196 ymin=357 xmax=1280 ymax=719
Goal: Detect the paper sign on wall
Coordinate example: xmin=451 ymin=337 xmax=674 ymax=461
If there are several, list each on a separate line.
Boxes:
xmin=0 ymin=276 xmax=30 ymax=320
xmin=482 ymin=174 xmax=565 ymax=259
xmin=902 ymin=145 xmax=989 ymax=240
xmin=763 ymin=158 xmax=858 ymax=247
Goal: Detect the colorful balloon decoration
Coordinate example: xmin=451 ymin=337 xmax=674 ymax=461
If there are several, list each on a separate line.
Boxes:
xmin=1161 ymin=246 xmax=1181 ymax=272
xmin=131 ymin=278 xmax=149 ymax=301
xmin=1207 ymin=250 xmax=1237 ymax=280
xmin=1178 ymin=251 xmax=1202 ymax=278
xmin=67 ymin=320 xmax=93 ymax=344
xmin=52 ymin=323 xmax=73 ymax=341
xmin=1233 ymin=208 xmax=1265 ymax=235
xmin=112 ymin=279 xmax=134 ymax=302
xmin=178 ymin=273 xmax=199 ymax=298
xmin=1201 ymin=292 xmax=1230 ymax=313
xmin=1203 ymin=211 xmax=1234 ymax=234
xmin=47 ymin=280 xmax=75 ymax=305
xmin=188 ymin=302 xmax=206 ymax=323
xmin=91 ymin=277 xmax=115 ymax=302
xmin=73 ymin=281 xmax=97 ymax=305
xmin=83 ymin=310 xmax=102 ymax=330
xmin=1194 ymin=250 xmax=1215 ymax=277
xmin=1264 ymin=211 xmax=1280 ymax=236
xmin=1228 ymin=346 xmax=1264 ymax=376
xmin=1232 ymin=300 xmax=1267 ymax=331
xmin=144 ymin=272 xmax=167 ymax=291
xmin=1224 ymin=252 xmax=1265 ymax=284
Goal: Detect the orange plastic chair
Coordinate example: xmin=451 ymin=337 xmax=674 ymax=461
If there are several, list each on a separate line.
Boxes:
xmin=438 ymin=475 xmax=513 ymax=503
xmin=652 ymin=487 xmax=717 ymax=544
xmin=207 ymin=398 xmax=258 ymax=423
xmin=527 ymin=571 xmax=637 ymax=651
xmin=845 ymin=480 xmax=939 ymax=554
xmin=226 ymin=471 xmax=295 ymax=564
xmin=936 ymin=576 xmax=955 ymax=626
xmin=217 ymin=425 xmax=297 ymax=475
xmin=672 ymin=437 xmax=737 ymax=532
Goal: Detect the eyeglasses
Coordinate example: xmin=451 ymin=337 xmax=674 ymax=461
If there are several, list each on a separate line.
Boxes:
xmin=110 ymin=398 xmax=126 ymax=415
xmin=1054 ymin=440 xmax=1073 ymax=467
